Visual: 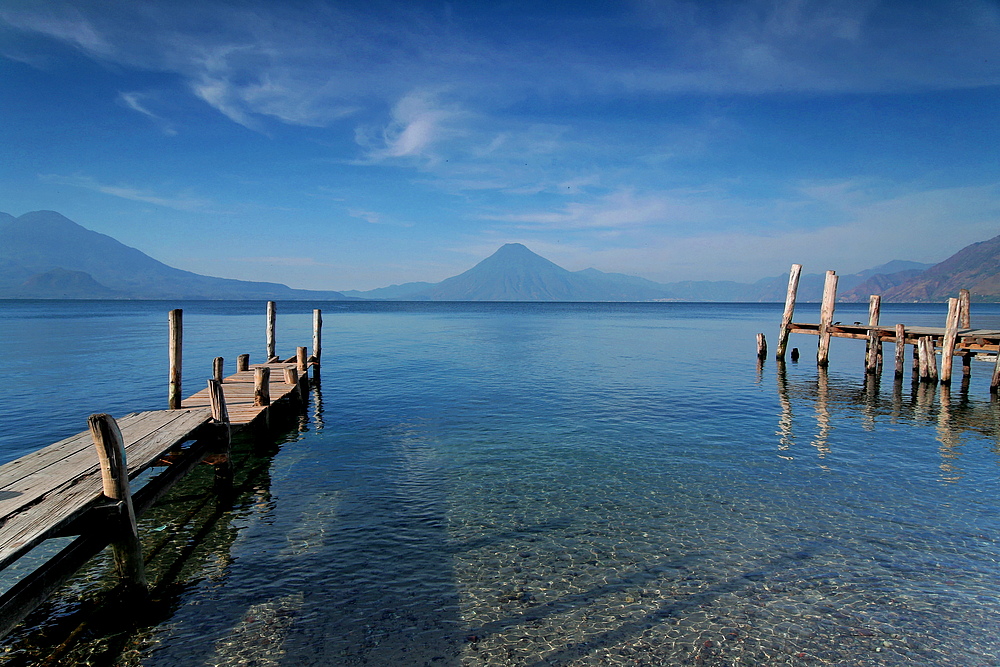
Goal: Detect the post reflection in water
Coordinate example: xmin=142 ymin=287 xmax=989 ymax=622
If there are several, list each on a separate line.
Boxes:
xmin=773 ymin=363 xmax=1000 ymax=483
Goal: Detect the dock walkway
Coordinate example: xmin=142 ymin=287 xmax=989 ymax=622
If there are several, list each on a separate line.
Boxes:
xmin=0 ymin=303 xmax=321 ymax=639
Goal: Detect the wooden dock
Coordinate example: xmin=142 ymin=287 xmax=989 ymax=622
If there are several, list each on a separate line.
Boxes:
xmin=0 ymin=303 xmax=322 ymax=639
xmin=766 ymin=264 xmax=1000 ymax=388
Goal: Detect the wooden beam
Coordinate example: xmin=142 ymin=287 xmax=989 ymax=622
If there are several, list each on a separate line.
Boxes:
xmin=776 ymin=264 xmax=802 ymax=360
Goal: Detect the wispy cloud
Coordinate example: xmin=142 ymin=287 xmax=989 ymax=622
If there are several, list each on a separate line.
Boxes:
xmin=118 ymin=91 xmax=177 ymax=135
xmin=39 ymin=173 xmax=211 ymax=211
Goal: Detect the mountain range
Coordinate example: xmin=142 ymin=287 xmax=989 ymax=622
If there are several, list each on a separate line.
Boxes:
xmin=2 ymin=210 xmax=998 ymax=301
xmin=0 ymin=211 xmax=348 ymax=300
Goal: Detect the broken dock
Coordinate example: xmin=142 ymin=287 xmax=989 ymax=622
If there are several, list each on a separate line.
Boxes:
xmin=0 ymin=302 xmax=322 ymax=638
xmin=764 ymin=263 xmax=1000 ymax=389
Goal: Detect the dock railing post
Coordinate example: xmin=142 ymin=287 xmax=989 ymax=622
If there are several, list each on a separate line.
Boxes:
xmin=776 ymin=264 xmax=802 ymax=360
xmin=817 ymin=270 xmax=838 ymax=367
xmin=88 ymin=413 xmax=148 ymax=594
xmin=168 ymin=309 xmax=182 ymax=409
xmin=297 ymin=346 xmax=308 ymax=374
xmin=940 ymin=298 xmax=960 ymax=384
xmin=237 ymin=354 xmax=250 ymax=372
xmin=213 ymin=357 xmax=224 ymax=384
xmin=312 ymin=309 xmax=322 ymax=366
xmin=266 ymin=301 xmax=277 ymax=362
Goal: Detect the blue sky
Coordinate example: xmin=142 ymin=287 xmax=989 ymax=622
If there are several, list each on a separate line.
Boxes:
xmin=2 ymin=0 xmax=999 ymax=291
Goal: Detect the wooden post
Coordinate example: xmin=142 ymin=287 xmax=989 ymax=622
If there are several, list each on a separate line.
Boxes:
xmin=297 ymin=346 xmax=308 ymax=373
xmin=756 ymin=333 xmax=767 ymax=360
xmin=207 ymin=379 xmax=233 ymax=490
xmin=213 ymin=357 xmax=224 ymax=384
xmin=894 ymin=324 xmax=906 ymax=378
xmin=266 ymin=301 xmax=277 ymax=362
xmin=992 ymin=353 xmax=1000 ymax=393
xmin=776 ymin=264 xmax=802 ymax=360
xmin=88 ymin=414 xmax=148 ymax=592
xmin=254 ymin=367 xmax=270 ymax=406
xmin=865 ymin=295 xmax=882 ymax=373
xmin=237 ymin=354 xmax=250 ymax=372
xmin=959 ymin=289 xmax=971 ymax=329
xmin=817 ymin=270 xmax=838 ymax=367
xmin=940 ymin=298 xmax=960 ymax=384
xmin=208 ymin=378 xmax=230 ymax=424
xmin=313 ymin=309 xmax=323 ymax=366
xmin=920 ymin=337 xmax=938 ymax=383
xmin=168 ymin=309 xmax=182 ymax=409
xmin=284 ymin=367 xmax=299 ymax=385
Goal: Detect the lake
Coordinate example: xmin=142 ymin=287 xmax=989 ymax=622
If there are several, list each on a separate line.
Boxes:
xmin=2 ymin=299 xmax=1000 ymax=665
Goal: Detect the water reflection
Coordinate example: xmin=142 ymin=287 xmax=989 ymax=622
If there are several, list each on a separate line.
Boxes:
xmin=773 ymin=362 xmax=1000 ymax=483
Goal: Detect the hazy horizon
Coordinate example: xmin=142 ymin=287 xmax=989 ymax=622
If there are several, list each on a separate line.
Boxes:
xmin=2 ymin=1 xmax=999 ymax=290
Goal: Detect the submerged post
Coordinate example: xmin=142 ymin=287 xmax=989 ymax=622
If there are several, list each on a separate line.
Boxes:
xmin=266 ymin=301 xmax=277 ymax=362
xmin=168 ymin=309 xmax=182 ymax=409
xmin=817 ymin=270 xmax=838 ymax=367
xmin=237 ymin=354 xmax=250 ymax=372
xmin=756 ymin=333 xmax=767 ymax=360
xmin=89 ymin=413 xmax=148 ymax=593
xmin=213 ymin=357 xmax=224 ymax=384
xmin=894 ymin=324 xmax=906 ymax=378
xmin=940 ymin=298 xmax=960 ymax=384
xmin=313 ymin=309 xmax=323 ymax=366
xmin=207 ymin=379 xmax=233 ymax=489
xmin=776 ymin=264 xmax=802 ymax=360
xmin=254 ymin=367 xmax=270 ymax=406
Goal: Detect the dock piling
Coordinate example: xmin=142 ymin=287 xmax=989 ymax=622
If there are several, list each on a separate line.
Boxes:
xmin=237 ymin=354 xmax=249 ymax=372
xmin=817 ymin=270 xmax=838 ymax=367
xmin=313 ymin=309 xmax=322 ymax=365
xmin=756 ymin=333 xmax=767 ymax=360
xmin=254 ymin=367 xmax=271 ymax=407
xmin=88 ymin=414 xmax=148 ymax=593
xmin=266 ymin=301 xmax=277 ymax=362
xmin=168 ymin=309 xmax=182 ymax=409
xmin=940 ymin=298 xmax=961 ymax=384
xmin=297 ymin=346 xmax=308 ymax=373
xmin=213 ymin=357 xmax=224 ymax=384
xmin=960 ymin=289 xmax=971 ymax=329
xmin=776 ymin=264 xmax=802 ymax=360
xmin=894 ymin=324 xmax=906 ymax=378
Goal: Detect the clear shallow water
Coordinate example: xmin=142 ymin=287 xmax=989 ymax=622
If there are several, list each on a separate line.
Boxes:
xmin=3 ymin=300 xmax=1000 ymax=665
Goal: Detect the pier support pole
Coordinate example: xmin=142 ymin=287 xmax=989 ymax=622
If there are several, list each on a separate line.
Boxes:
xmin=776 ymin=264 xmax=802 ymax=360
xmin=213 ymin=357 xmax=224 ymax=384
xmin=919 ymin=337 xmax=939 ymax=383
xmin=865 ymin=295 xmax=882 ymax=374
xmin=940 ymin=298 xmax=960 ymax=384
xmin=312 ymin=309 xmax=323 ymax=367
xmin=959 ymin=289 xmax=971 ymax=329
xmin=297 ymin=346 xmax=308 ymax=374
xmin=756 ymin=333 xmax=767 ymax=360
xmin=266 ymin=301 xmax=277 ymax=362
xmin=990 ymin=352 xmax=1000 ymax=393
xmin=254 ymin=367 xmax=271 ymax=407
xmin=894 ymin=324 xmax=906 ymax=378
xmin=89 ymin=414 xmax=148 ymax=594
xmin=817 ymin=270 xmax=838 ymax=367
xmin=168 ymin=309 xmax=182 ymax=409
xmin=237 ymin=354 xmax=250 ymax=372
xmin=207 ymin=379 xmax=233 ymax=491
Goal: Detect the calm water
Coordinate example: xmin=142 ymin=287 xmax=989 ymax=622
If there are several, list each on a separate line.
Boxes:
xmin=2 ymin=300 xmax=1000 ymax=666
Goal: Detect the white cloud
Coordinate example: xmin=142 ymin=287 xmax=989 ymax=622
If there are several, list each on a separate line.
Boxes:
xmin=118 ymin=91 xmax=177 ymax=135
xmin=39 ymin=173 xmax=211 ymax=211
